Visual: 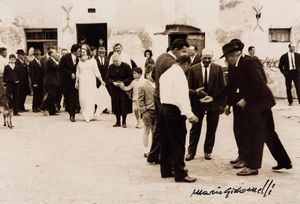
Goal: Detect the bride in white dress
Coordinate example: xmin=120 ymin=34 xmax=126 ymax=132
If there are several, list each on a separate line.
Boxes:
xmin=75 ymin=47 xmax=106 ymax=122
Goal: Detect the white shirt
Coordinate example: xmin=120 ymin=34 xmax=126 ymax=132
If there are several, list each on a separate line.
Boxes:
xmin=201 ymin=62 xmax=211 ymax=83
xmin=289 ymin=52 xmax=296 ymax=70
xmin=159 ymin=63 xmax=194 ymax=118
xmin=167 ymin=51 xmax=177 ymax=59
xmin=0 ymin=55 xmax=8 ymax=76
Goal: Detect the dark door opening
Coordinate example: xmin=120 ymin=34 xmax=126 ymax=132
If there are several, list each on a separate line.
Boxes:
xmin=76 ymin=23 xmax=107 ymax=50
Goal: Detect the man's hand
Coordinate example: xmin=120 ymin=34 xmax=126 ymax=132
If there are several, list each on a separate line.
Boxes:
xmin=188 ymin=115 xmax=199 ymax=124
xmin=75 ymin=82 xmax=79 ymax=89
xmin=71 ymin=73 xmax=76 ymax=80
xmin=237 ymin=98 xmax=247 ymax=109
xmin=199 ymin=95 xmax=213 ymax=103
xmin=224 ymin=105 xmax=231 ymax=116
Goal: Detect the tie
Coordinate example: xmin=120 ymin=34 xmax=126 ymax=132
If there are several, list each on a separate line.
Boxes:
xmin=101 ymin=57 xmax=103 ymax=65
xmin=204 ymin=65 xmax=208 ymax=92
xmin=291 ymin=54 xmax=295 ymax=69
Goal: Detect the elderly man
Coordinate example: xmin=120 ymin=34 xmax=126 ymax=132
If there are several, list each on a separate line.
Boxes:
xmin=185 ymin=49 xmax=225 ymax=161
xmin=279 ymin=43 xmax=300 ymax=105
xmin=221 ymin=39 xmax=275 ymax=176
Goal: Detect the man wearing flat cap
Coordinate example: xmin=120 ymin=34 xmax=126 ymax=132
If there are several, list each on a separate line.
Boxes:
xmin=15 ymin=49 xmax=30 ymax=112
xmin=220 ymin=39 xmax=276 ymax=176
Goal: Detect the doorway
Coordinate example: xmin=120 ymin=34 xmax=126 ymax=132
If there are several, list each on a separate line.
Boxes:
xmin=76 ymin=23 xmax=107 ymax=50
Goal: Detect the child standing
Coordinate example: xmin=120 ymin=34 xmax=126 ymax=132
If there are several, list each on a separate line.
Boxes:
xmin=138 ymin=71 xmax=156 ymax=156
xmin=119 ymin=67 xmax=145 ymax=128
xmin=3 ymin=54 xmax=19 ymax=115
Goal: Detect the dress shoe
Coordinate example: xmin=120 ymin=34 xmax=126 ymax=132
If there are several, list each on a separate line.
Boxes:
xmin=288 ymin=102 xmax=293 ymax=106
xmin=102 ymin=109 xmax=110 ymax=114
xmin=185 ymin=154 xmax=195 ymax=161
xmin=70 ymin=116 xmax=75 ymax=122
xmin=33 ymin=109 xmax=40 ymax=113
xmin=143 ymin=153 xmax=149 ymax=158
xmin=272 ymin=163 xmax=293 ymax=170
xmin=230 ymin=157 xmax=240 ymax=164
xmin=38 ymin=108 xmax=48 ymax=116
xmin=13 ymin=113 xmax=21 ymax=116
xmin=237 ymin=167 xmax=258 ymax=176
xmin=122 ymin=124 xmax=127 ymax=128
xmin=204 ymin=153 xmax=212 ymax=160
xmin=175 ymin=176 xmax=197 ymax=183
xmin=113 ymin=123 xmax=121 ymax=127
xmin=233 ymin=160 xmax=246 ymax=169
xmin=49 ymin=113 xmax=59 ymax=116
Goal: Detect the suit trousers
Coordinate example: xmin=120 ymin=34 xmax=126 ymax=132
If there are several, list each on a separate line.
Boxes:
xmin=40 ymin=85 xmax=59 ymax=114
xmin=265 ymin=110 xmax=292 ymax=165
xmin=62 ymin=84 xmax=78 ymax=117
xmin=160 ymin=104 xmax=187 ymax=180
xmin=285 ymin=70 xmax=300 ymax=104
xmin=32 ymin=84 xmax=43 ymax=110
xmin=188 ymin=110 xmax=220 ymax=155
xmin=241 ymin=109 xmax=268 ymax=169
xmin=18 ymin=81 xmax=28 ymax=110
xmin=146 ymin=96 xmax=160 ymax=163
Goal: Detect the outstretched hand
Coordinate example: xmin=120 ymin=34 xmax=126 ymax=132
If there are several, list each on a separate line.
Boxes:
xmin=199 ymin=95 xmax=213 ymax=103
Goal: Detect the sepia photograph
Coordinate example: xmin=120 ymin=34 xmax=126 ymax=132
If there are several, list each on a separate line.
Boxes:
xmin=0 ymin=0 xmax=299 ymax=203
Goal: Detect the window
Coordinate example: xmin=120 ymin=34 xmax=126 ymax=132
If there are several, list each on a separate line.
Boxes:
xmin=269 ymin=28 xmax=291 ymax=42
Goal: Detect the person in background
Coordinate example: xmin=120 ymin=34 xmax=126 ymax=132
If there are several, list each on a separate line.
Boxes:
xmin=61 ymin=48 xmax=68 ymax=56
xmin=90 ymin=46 xmax=97 ymax=58
xmin=138 ymin=70 xmax=156 ymax=158
xmin=3 ymin=54 xmax=19 ymax=116
xmin=15 ymin=49 xmax=30 ymax=112
xmin=29 ymin=49 xmax=43 ymax=112
xmin=108 ymin=43 xmax=132 ymax=68
xmin=119 ymin=67 xmax=145 ymax=128
xmin=188 ymin=45 xmax=201 ymax=66
xmin=26 ymin=47 xmax=35 ymax=64
xmin=279 ymin=43 xmax=300 ymax=106
xmin=0 ymin=47 xmax=8 ymax=96
xmin=144 ymin=49 xmax=155 ymax=78
xmin=39 ymin=48 xmax=60 ymax=116
xmin=107 ymin=53 xmax=133 ymax=128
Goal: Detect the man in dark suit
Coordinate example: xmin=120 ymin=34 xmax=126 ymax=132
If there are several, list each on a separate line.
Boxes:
xmin=185 ymin=49 xmax=225 ymax=161
xmin=279 ymin=43 xmax=300 ymax=105
xmin=29 ymin=49 xmax=43 ymax=112
xmin=15 ymin=49 xmax=30 ymax=112
xmin=39 ymin=49 xmax=60 ymax=115
xmin=189 ymin=45 xmax=202 ymax=66
xmin=95 ymin=46 xmax=109 ymax=89
xmin=59 ymin=44 xmax=81 ymax=122
xmin=221 ymin=39 xmax=276 ymax=176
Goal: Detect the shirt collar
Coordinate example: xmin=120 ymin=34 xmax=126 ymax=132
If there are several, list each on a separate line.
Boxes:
xmin=201 ymin=62 xmax=211 ymax=68
xmin=234 ymin=54 xmax=243 ymax=67
xmin=167 ymin=51 xmax=177 ymax=59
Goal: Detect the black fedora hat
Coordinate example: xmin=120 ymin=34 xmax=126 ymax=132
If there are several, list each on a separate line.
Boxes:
xmin=16 ymin=49 xmax=26 ymax=55
xmin=220 ymin=39 xmax=244 ymax=58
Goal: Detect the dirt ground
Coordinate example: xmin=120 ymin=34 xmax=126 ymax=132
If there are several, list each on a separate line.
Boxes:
xmin=0 ymin=98 xmax=299 ymax=204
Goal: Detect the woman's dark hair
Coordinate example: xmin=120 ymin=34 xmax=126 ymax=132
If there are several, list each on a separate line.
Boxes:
xmin=70 ymin=44 xmax=81 ymax=53
xmin=144 ymin=49 xmax=153 ymax=57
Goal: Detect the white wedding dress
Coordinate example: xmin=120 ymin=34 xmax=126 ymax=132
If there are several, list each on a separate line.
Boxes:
xmin=76 ymin=58 xmax=101 ymax=122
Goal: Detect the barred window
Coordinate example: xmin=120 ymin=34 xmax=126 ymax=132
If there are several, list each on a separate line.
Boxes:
xmin=269 ymin=28 xmax=291 ymax=42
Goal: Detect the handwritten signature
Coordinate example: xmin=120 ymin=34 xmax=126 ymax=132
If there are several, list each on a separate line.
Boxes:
xmin=190 ymin=179 xmax=275 ymax=199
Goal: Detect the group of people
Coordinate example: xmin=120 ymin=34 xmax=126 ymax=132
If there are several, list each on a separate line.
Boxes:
xmin=0 ymin=36 xmax=296 ymax=183
xmin=144 ymin=38 xmax=294 ymax=183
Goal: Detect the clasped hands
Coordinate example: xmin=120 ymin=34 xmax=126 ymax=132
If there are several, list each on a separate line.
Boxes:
xmin=196 ymin=87 xmax=213 ymax=103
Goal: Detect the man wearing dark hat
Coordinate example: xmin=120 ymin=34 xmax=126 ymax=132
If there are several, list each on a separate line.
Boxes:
xmin=220 ymin=39 xmax=276 ymax=176
xmin=15 ymin=49 xmax=30 ymax=112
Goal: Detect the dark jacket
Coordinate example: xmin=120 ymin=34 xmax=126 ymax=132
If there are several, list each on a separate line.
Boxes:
xmin=279 ymin=52 xmax=300 ymax=76
xmin=44 ymin=57 xmax=60 ymax=86
xmin=59 ymin=53 xmax=78 ymax=87
xmin=226 ymin=56 xmax=275 ymax=113
xmin=95 ymin=56 xmax=109 ymax=87
xmin=188 ymin=63 xmax=225 ymax=112
xmin=29 ymin=59 xmax=43 ymax=86
xmin=3 ymin=65 xmax=18 ymax=84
